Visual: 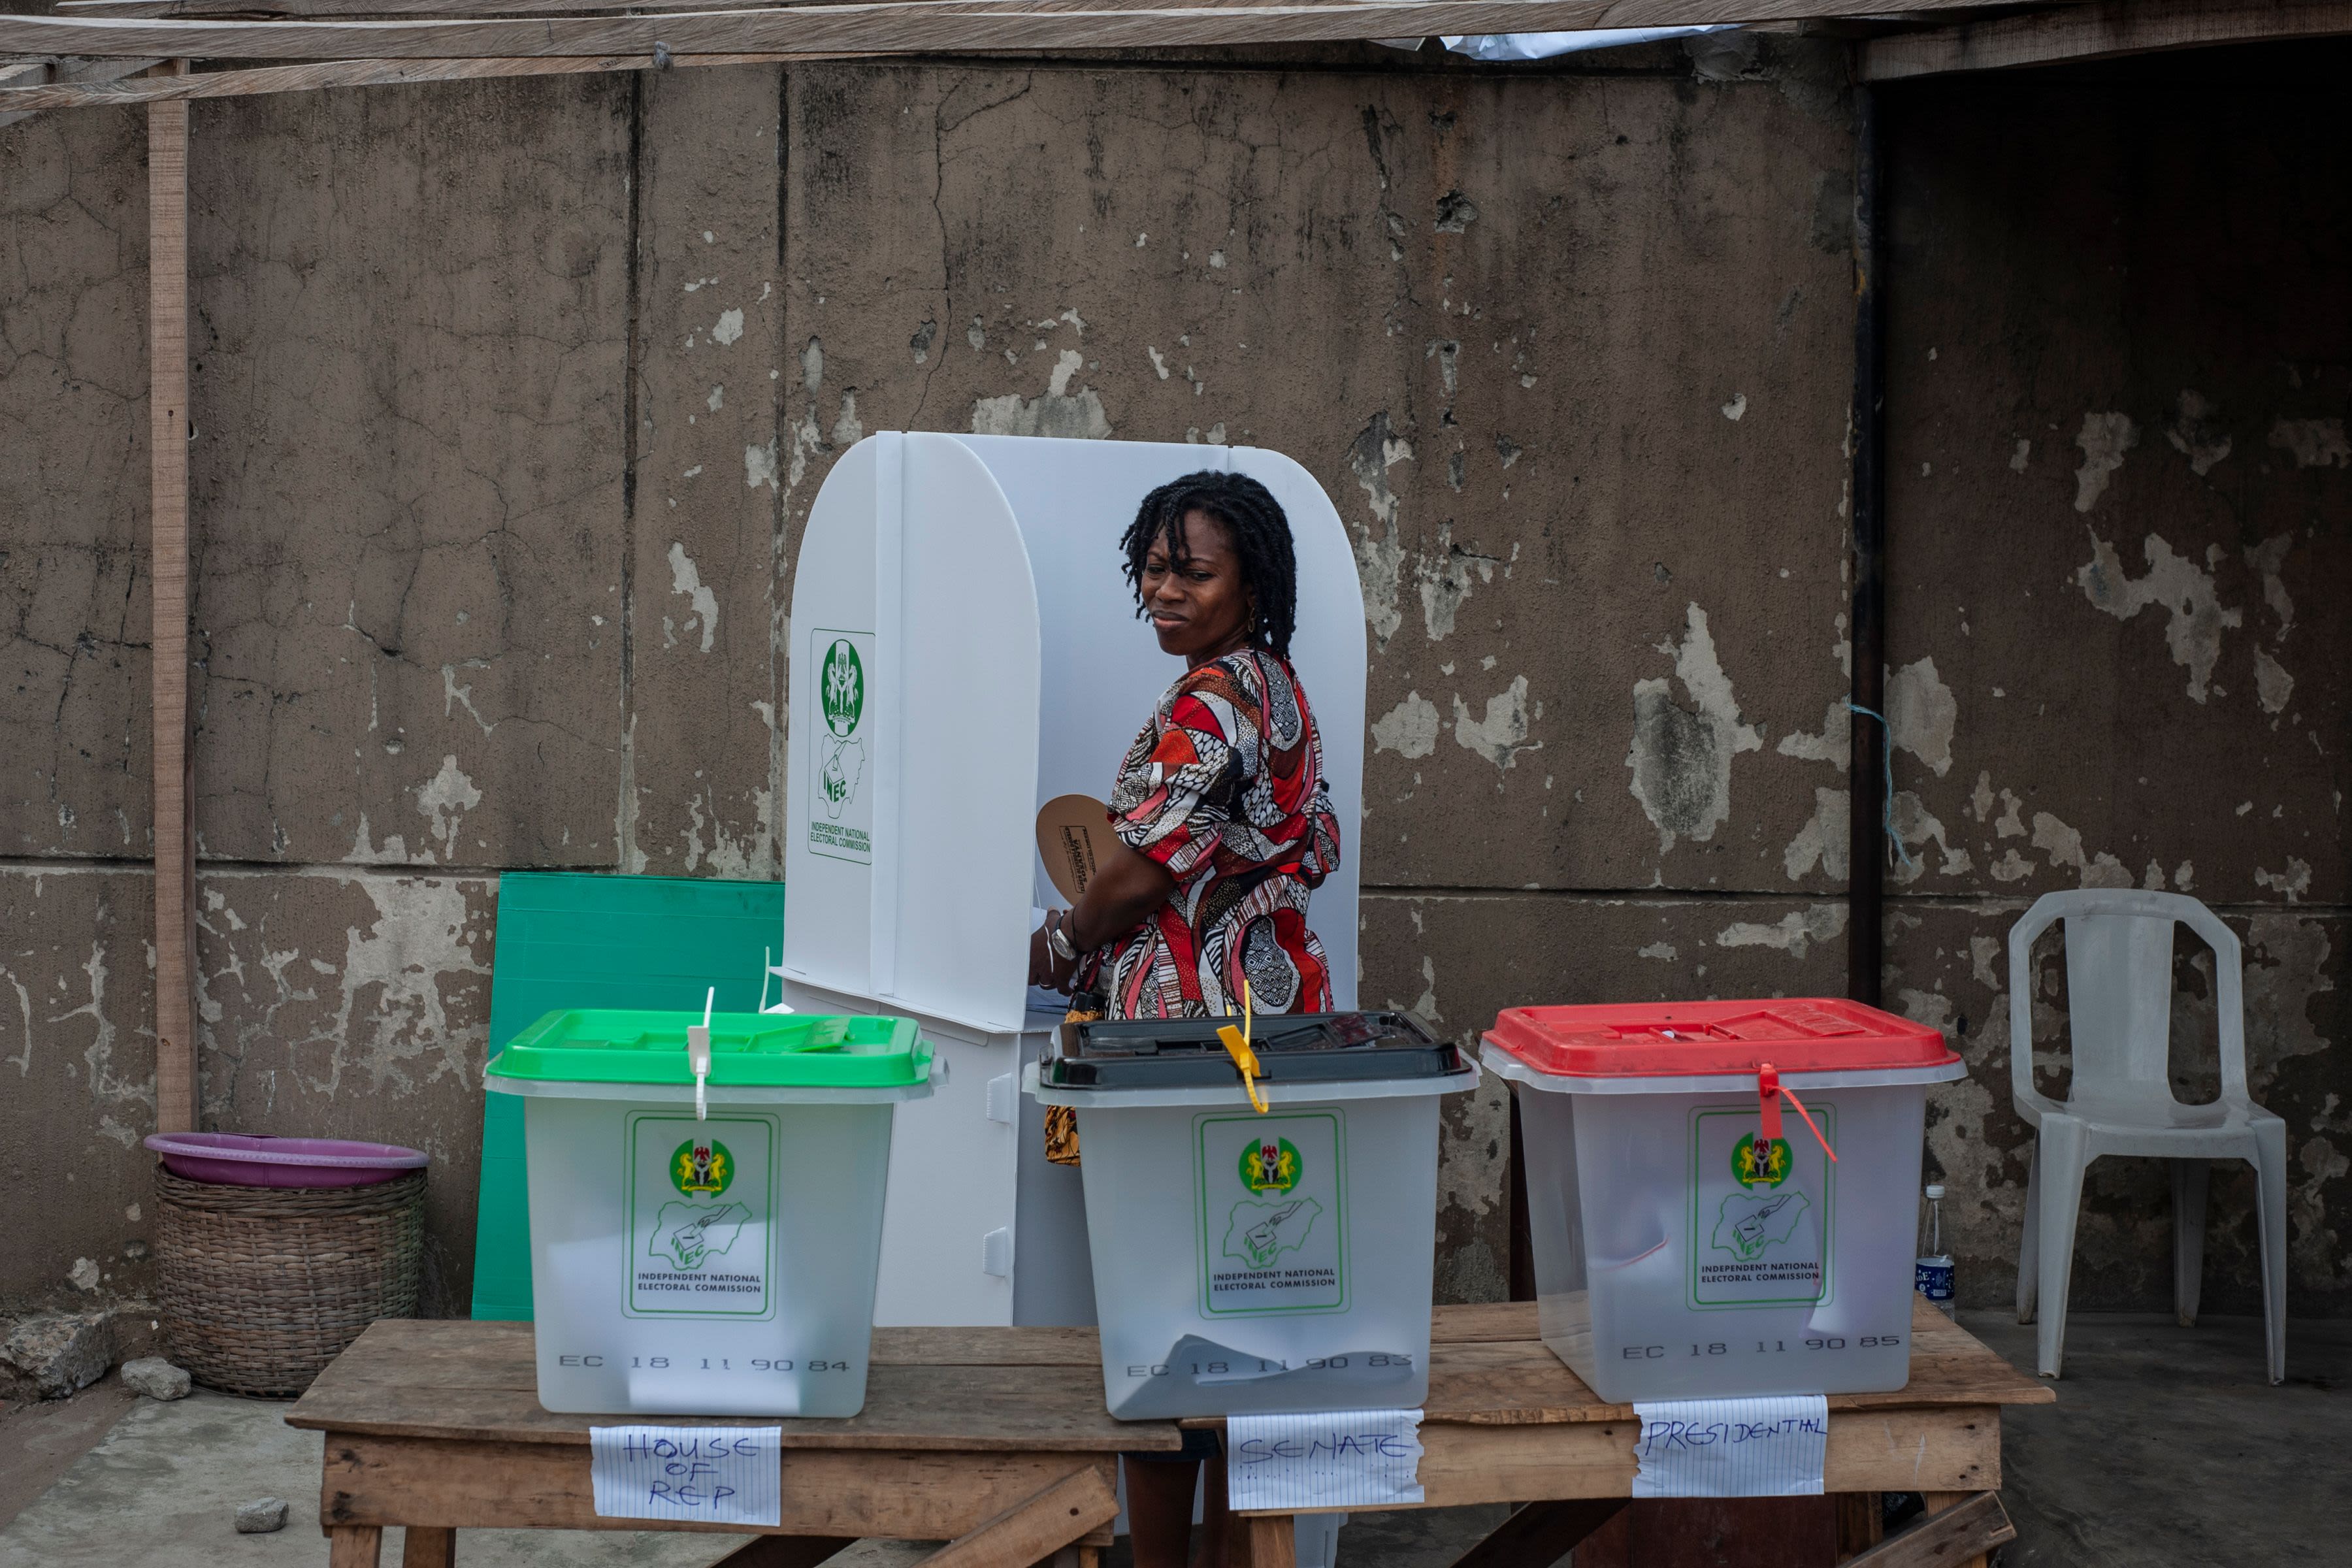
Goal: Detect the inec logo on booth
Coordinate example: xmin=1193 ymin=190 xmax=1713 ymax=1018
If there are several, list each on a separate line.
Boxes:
xmin=819 ymin=638 xmax=864 ymax=738
xmin=811 ymin=633 xmax=870 ymax=834
xmin=671 ymin=1137 xmax=734 ymax=1198
xmin=1731 ymin=1132 xmax=1792 ymax=1190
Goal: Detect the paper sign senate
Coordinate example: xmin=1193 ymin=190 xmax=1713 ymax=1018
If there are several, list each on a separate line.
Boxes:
xmin=1690 ymin=1105 xmax=1835 ymax=1309
xmin=808 ymin=630 xmax=874 ymax=864
xmin=1196 ymin=1111 xmax=1348 ymax=1315
xmin=625 ymin=1112 xmax=778 ymax=1318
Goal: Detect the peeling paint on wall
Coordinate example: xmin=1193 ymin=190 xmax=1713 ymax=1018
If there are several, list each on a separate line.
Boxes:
xmin=2253 ymin=649 xmax=2295 ymax=716
xmin=414 ymin=756 xmax=482 ymax=860
xmin=2072 ymin=410 xmax=2138 ymax=511
xmin=1890 ymin=791 xmax=1972 ymax=881
xmin=970 ymin=348 xmax=1112 ymax=440
xmin=1416 ymin=523 xmax=1497 ymax=641
xmin=1453 ymin=676 xmax=1539 ymax=772
xmin=2268 ymin=416 xmax=2349 ymax=468
xmin=745 ymin=438 xmax=780 ymax=491
xmin=1716 ymin=903 xmax=1847 ymax=961
xmin=1345 ymin=412 xmax=1414 ymax=646
xmin=1886 ymin=656 xmax=1957 ymax=776
xmin=2255 ymin=858 xmax=2312 ymax=902
xmin=1783 ymin=787 xmax=1851 ymax=883
xmin=1627 ymin=604 xmax=1762 ymax=850
xmin=2164 ymin=389 xmax=2232 ymax=475
xmin=2244 ymin=534 xmax=2295 ymax=640
xmin=2031 ymin=809 xmax=2132 ymax=888
xmin=2074 ymin=529 xmax=2242 ymax=702
xmin=666 ymin=542 xmax=720 ymax=655
xmin=61 ymin=938 xmax=145 ymax=1147
xmin=322 ymin=876 xmax=488 ymax=1099
xmin=1371 ymin=691 xmax=1440 ymax=759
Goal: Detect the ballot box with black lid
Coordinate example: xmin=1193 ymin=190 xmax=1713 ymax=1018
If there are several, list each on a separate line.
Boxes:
xmin=1025 ymin=1010 xmax=1478 ymax=1419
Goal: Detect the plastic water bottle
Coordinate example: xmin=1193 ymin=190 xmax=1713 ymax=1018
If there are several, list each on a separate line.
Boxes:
xmin=1915 ymin=1183 xmax=1956 ymax=1316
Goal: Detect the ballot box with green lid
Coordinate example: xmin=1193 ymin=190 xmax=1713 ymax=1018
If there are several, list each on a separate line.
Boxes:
xmin=485 ymin=1007 xmax=931 ymax=1417
xmin=1027 ymin=1010 xmax=1477 ymax=1420
xmin=1482 ymin=998 xmax=1964 ymax=1403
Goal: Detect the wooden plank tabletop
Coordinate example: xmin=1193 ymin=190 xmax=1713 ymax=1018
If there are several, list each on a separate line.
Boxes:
xmin=286 ymin=1297 xmax=2045 ymax=1452
xmin=283 ymin=1320 xmax=1182 ymax=1453
xmin=1408 ymin=1298 xmax=2053 ymax=1428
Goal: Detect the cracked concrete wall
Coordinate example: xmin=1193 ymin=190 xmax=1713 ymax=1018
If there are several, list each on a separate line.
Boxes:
xmin=8 ymin=41 xmax=2337 ymax=1321
xmin=0 ymin=76 xmax=665 ymax=1313
xmin=1878 ymin=46 xmax=2352 ymax=1315
xmin=5 ymin=42 xmax=1870 ymax=1313
xmin=777 ymin=44 xmax=1864 ymax=1304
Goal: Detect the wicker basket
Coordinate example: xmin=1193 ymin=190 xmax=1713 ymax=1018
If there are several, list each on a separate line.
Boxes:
xmin=152 ymin=1166 xmax=425 ymax=1396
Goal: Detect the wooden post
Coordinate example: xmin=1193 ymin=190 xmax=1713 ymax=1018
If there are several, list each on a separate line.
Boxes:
xmin=148 ymin=69 xmax=197 ymax=1135
xmin=397 ymin=1526 xmax=458 ymax=1568
xmin=327 ymin=1525 xmax=385 ymax=1568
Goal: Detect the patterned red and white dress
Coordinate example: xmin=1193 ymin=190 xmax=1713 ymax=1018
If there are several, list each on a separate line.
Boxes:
xmin=1085 ymin=649 xmax=1342 ymax=1021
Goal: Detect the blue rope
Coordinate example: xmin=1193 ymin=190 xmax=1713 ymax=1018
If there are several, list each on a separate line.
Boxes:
xmin=1847 ymin=702 xmax=1919 ymax=874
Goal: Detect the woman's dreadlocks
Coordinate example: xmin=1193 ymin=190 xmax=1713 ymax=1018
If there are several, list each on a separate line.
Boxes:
xmin=1119 ymin=470 xmax=1300 ymax=658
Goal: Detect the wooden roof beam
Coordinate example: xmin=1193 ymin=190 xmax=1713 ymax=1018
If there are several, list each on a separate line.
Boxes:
xmin=0 ymin=0 xmax=2081 ymax=64
xmin=0 ymin=48 xmax=853 ymax=111
xmin=1859 ymin=0 xmax=2352 ymax=80
xmin=0 ymin=51 xmax=165 ymax=123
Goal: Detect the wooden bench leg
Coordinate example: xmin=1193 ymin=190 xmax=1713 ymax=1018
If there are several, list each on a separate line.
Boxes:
xmin=1230 ymin=1514 xmax=1296 ymax=1568
xmin=328 ymin=1525 xmax=384 ymax=1568
xmin=916 ymin=1468 xmax=1120 ymax=1568
xmin=1835 ymin=1493 xmax=1885 ymax=1561
xmin=711 ymin=1537 xmax=858 ymax=1567
xmin=1444 ymin=1499 xmax=1627 ymax=1568
xmin=1846 ymin=1492 xmax=2015 ymax=1568
xmin=399 ymin=1526 xmax=456 ymax=1568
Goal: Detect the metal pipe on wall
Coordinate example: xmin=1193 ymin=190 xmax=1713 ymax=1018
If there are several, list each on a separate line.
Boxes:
xmin=1846 ymin=82 xmax=1886 ymax=1007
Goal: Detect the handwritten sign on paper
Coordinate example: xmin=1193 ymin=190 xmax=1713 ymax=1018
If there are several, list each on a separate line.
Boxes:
xmin=1224 ymin=1409 xmax=1424 ymax=1512
xmin=589 ymin=1424 xmax=782 ymax=1526
xmin=1631 ymin=1395 xmax=1828 ymax=1498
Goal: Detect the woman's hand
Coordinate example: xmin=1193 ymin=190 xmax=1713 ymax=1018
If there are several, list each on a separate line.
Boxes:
xmin=1028 ymin=843 xmax=1180 ymax=995
xmin=1029 ymin=912 xmax=1079 ymax=992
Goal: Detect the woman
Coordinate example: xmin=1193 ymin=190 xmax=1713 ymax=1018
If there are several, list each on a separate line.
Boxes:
xmin=1028 ymin=469 xmax=1342 ymax=1568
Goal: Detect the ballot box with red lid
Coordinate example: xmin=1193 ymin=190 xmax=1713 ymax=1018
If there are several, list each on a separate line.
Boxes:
xmin=1482 ymin=998 xmax=1965 ymax=1402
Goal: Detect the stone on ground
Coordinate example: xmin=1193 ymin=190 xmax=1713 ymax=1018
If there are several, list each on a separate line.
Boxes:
xmin=0 ymin=1314 xmax=115 ymax=1403
xmin=234 ymin=1497 xmax=288 ymax=1534
xmin=118 ymin=1360 xmax=191 ymax=1403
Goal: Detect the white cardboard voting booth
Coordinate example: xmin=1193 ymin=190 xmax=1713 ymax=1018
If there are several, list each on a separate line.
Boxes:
xmin=777 ymin=433 xmax=1365 ymax=1330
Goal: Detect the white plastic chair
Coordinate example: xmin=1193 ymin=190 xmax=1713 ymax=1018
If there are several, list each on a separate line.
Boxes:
xmin=2010 ymin=890 xmax=2287 ymax=1383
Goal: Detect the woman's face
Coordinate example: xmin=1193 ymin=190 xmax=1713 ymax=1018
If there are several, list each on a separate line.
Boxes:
xmin=1141 ymin=510 xmax=1254 ymax=666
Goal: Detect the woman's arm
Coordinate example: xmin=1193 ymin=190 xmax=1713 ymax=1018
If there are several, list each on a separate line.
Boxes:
xmin=1027 ymin=837 xmax=1178 ymax=990
xmin=1068 ymin=838 xmax=1178 ymax=950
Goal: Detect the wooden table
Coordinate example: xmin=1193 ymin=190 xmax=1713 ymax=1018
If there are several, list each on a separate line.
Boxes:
xmin=1205 ymin=1296 xmax=2053 ymax=1568
xmin=286 ymin=1297 xmax=2049 ymax=1568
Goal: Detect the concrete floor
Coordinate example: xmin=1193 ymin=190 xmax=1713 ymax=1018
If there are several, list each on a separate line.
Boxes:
xmin=1 ymin=1313 xmax=2344 ymax=1566
xmin=1961 ymin=1310 xmax=2352 ymax=1567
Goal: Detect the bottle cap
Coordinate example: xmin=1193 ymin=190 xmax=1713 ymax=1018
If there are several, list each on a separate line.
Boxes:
xmin=1924 ymin=1183 xmax=1946 ymax=1199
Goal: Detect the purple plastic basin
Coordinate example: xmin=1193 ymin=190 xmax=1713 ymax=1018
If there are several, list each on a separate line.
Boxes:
xmin=144 ymin=1132 xmax=429 ymax=1188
